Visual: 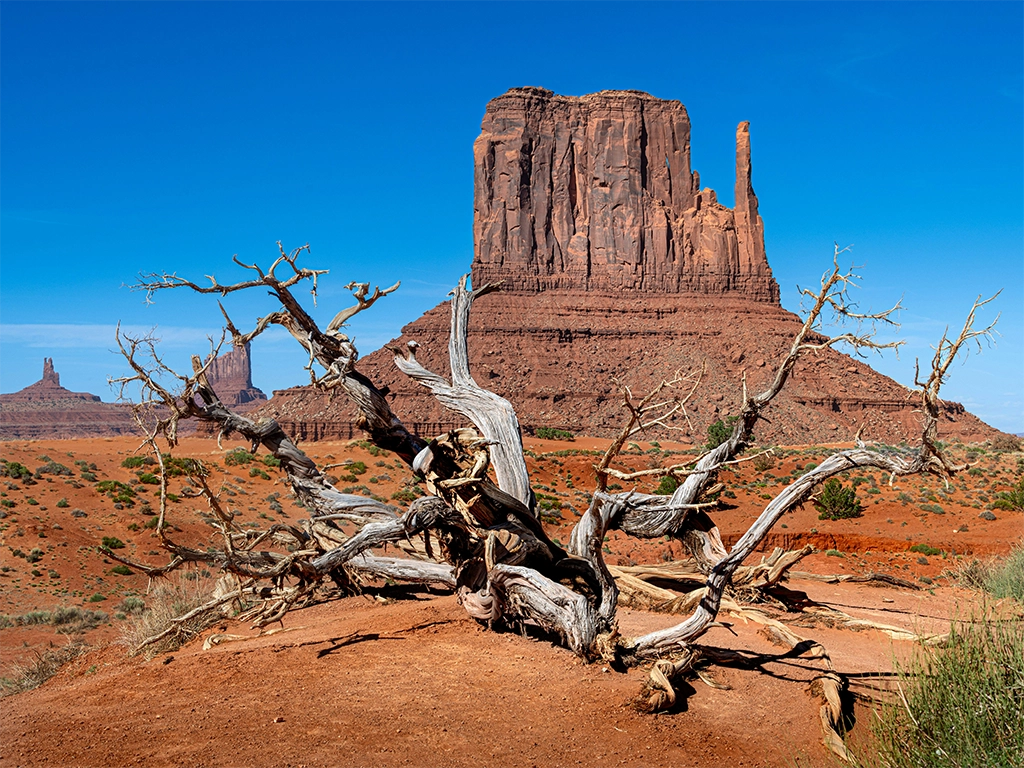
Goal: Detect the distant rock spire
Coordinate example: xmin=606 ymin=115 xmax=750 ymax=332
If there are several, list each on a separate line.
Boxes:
xmin=733 ymin=121 xmax=768 ymax=283
xmin=42 ymin=358 xmax=60 ymax=386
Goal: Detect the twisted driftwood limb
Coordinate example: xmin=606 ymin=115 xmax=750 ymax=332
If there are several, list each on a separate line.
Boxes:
xmin=634 ymin=648 xmax=702 ymax=713
xmin=345 ymin=555 xmax=456 ymax=588
xmin=623 ymin=445 xmax=952 ymax=660
xmin=568 ymin=493 xmax=624 ymax=622
xmin=788 ymin=571 xmax=921 ymax=590
xmin=393 ymin=275 xmax=533 ymax=510
xmin=606 ymin=540 xmax=815 ymax=593
xmin=483 ymin=564 xmax=607 ymax=659
xmin=593 ymin=247 xmax=905 ymax=570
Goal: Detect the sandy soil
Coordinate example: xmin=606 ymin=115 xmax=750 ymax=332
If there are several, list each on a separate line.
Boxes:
xmin=1 ymin=582 xmax=999 ymax=768
xmin=0 ymin=436 xmax=1021 ymax=767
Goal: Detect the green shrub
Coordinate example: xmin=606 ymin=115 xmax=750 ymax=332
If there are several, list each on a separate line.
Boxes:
xmin=26 ymin=548 xmax=44 ymax=564
xmin=223 ymin=449 xmax=255 ymax=466
xmin=111 ymin=565 xmax=133 ymax=576
xmin=993 ymin=477 xmax=1024 ymax=512
xmin=705 ymin=417 xmax=737 ymax=450
xmin=96 ymin=480 xmax=136 ymax=506
xmin=0 ymin=460 xmax=32 ymax=480
xmin=984 ymin=546 xmax=1024 ymax=602
xmin=909 ymin=543 xmax=941 ymax=557
xmin=348 ymin=461 xmax=367 ymax=476
xmin=536 ymin=427 xmax=575 ymax=441
xmin=137 ymin=472 xmax=160 ymax=485
xmin=120 ymin=456 xmax=150 ymax=469
xmin=248 ymin=467 xmax=270 ymax=480
xmin=35 ymin=460 xmax=73 ymax=477
xmin=161 ymin=454 xmax=206 ymax=478
xmin=814 ymin=479 xmax=862 ymax=520
xmin=261 ymin=455 xmax=281 ymax=468
xmin=101 ymin=537 xmax=126 ymax=550
xmin=56 ymin=498 xmax=69 ymax=508
xmin=117 ymin=596 xmax=145 ymax=615
xmin=391 ymin=487 xmax=424 ymax=503
xmin=87 ymin=593 xmax=106 ymax=603
xmin=862 ymin=617 xmax=1024 ymax=768
xmin=351 ymin=440 xmax=387 ymax=457
xmin=654 ymin=476 xmax=679 ymax=496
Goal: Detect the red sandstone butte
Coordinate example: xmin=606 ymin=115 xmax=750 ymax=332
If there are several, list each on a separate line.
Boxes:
xmin=204 ymin=343 xmax=267 ymax=410
xmin=255 ymin=88 xmax=1002 ymax=446
xmin=0 ymin=358 xmax=137 ymax=440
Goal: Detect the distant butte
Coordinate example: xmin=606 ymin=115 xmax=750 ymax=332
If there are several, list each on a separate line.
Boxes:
xmin=255 ymin=88 xmax=1000 ymax=445
xmin=0 ymin=359 xmax=137 ymax=440
xmin=204 ymin=343 xmax=267 ymax=411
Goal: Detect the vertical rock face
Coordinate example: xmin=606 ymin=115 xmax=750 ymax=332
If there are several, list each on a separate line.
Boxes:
xmin=472 ymin=87 xmax=779 ymax=302
xmin=205 ymin=344 xmax=267 ymax=408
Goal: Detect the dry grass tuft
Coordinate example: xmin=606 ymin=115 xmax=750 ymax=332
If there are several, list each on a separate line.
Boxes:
xmin=0 ymin=638 xmax=90 ymax=697
xmin=119 ymin=571 xmax=223 ymax=657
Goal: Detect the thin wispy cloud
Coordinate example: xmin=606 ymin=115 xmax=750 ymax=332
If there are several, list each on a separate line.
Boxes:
xmin=0 ymin=324 xmax=223 ymax=349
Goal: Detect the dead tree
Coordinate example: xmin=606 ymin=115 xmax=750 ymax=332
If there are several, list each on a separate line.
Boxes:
xmin=116 ymin=242 xmax=996 ymax=759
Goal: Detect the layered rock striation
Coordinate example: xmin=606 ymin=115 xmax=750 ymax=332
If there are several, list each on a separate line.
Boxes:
xmin=255 ymin=88 xmax=1002 ymax=446
xmin=472 ymin=88 xmax=778 ymax=301
xmin=0 ymin=359 xmax=137 ymax=440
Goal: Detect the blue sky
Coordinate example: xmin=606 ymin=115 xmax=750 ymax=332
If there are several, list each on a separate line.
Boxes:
xmin=2 ymin=1 xmax=1021 ymax=433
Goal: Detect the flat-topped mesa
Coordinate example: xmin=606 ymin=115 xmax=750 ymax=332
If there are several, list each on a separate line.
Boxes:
xmin=471 ymin=87 xmax=779 ymax=302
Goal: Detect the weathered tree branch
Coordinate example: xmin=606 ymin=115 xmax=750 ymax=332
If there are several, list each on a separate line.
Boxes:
xmin=393 ymin=275 xmax=533 ymax=510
